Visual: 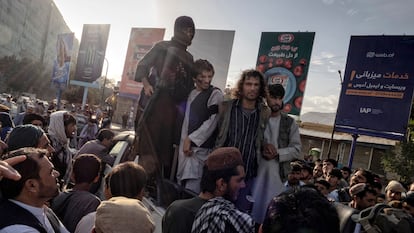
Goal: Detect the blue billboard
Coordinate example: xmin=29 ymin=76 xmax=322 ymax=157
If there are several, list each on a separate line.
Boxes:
xmin=51 ymin=33 xmax=74 ymax=89
xmin=335 ymin=36 xmax=414 ymax=141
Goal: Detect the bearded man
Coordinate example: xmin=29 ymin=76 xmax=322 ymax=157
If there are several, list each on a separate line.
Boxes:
xmin=251 ymin=83 xmax=302 ymax=224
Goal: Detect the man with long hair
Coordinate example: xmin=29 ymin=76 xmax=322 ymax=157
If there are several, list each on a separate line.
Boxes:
xmin=215 ymin=69 xmax=269 ymax=212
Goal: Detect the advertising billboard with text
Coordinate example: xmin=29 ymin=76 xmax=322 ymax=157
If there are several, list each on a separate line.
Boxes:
xmin=74 ymin=24 xmax=110 ymax=83
xmin=335 ymin=36 xmax=414 ymax=140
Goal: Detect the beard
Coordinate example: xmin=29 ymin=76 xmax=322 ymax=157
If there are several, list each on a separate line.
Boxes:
xmin=223 ymin=188 xmax=238 ymax=203
xmin=270 ymin=103 xmax=282 ymax=113
xmin=38 ymin=180 xmax=59 ymax=199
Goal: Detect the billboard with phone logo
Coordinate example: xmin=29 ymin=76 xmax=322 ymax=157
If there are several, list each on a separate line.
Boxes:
xmin=256 ymin=32 xmax=315 ymax=115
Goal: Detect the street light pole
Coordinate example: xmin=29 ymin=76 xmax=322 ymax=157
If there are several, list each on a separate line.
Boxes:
xmin=101 ymin=57 xmax=109 ymax=106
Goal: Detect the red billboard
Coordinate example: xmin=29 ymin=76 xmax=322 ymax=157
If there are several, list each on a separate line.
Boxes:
xmin=119 ymin=28 xmax=165 ymax=97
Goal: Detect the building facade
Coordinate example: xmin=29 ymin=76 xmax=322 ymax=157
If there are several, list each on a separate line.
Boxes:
xmin=0 ymin=0 xmax=77 ymax=70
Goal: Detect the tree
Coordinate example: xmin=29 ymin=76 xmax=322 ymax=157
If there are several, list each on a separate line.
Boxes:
xmin=381 ymin=101 xmax=414 ymax=184
xmin=381 ymin=141 xmax=414 ymax=184
xmin=63 ymin=76 xmax=116 ymax=105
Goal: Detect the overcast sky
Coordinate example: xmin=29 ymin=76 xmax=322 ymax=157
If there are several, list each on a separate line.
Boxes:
xmin=53 ymin=0 xmax=414 ymax=115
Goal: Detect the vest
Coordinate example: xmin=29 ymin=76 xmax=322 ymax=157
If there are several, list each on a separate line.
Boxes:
xmin=188 ymin=86 xmax=219 ymax=148
xmin=277 ymin=113 xmax=294 ymax=182
xmin=0 ymin=199 xmax=61 ymax=233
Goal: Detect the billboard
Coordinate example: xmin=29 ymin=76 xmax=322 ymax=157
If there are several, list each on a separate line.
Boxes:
xmin=256 ymin=32 xmax=315 ymax=115
xmin=188 ymin=29 xmax=235 ymax=91
xmin=51 ymin=33 xmax=74 ymax=89
xmin=335 ymin=36 xmax=414 ymax=140
xmin=119 ymin=28 xmax=165 ymax=97
xmin=74 ymin=24 xmax=110 ymax=83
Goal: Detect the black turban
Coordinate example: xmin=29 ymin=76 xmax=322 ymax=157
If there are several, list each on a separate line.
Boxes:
xmin=7 ymin=125 xmax=45 ymax=151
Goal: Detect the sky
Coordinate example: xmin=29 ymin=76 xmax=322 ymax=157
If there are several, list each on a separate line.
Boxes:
xmin=53 ymin=0 xmax=414 ymax=115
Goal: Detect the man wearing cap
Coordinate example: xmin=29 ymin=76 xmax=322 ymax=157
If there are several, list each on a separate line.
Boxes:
xmin=348 ymin=183 xmax=377 ymax=210
xmin=7 ymin=125 xmax=55 ymax=153
xmin=191 ymin=147 xmax=254 ymax=233
xmin=282 ymin=162 xmax=305 ymax=192
xmin=133 ymin=16 xmax=196 ymax=184
xmin=385 ymin=180 xmax=406 ymax=204
xmin=251 ymin=83 xmax=301 ymax=223
xmin=215 ymin=69 xmax=269 ymax=213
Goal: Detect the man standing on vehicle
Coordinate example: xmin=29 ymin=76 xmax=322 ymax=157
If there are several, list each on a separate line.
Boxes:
xmin=176 ymin=59 xmax=223 ymax=193
xmin=134 ymin=16 xmax=195 ymax=183
xmin=215 ymin=69 xmax=269 ymax=213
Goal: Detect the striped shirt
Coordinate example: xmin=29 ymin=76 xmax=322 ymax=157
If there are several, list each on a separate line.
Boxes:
xmin=224 ymin=99 xmax=260 ymax=180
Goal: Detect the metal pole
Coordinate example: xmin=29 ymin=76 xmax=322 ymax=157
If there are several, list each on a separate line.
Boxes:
xmin=347 ymin=134 xmax=359 ymax=169
xmin=101 ymin=58 xmax=109 ymax=106
xmin=327 ymin=70 xmax=343 ymax=158
xmin=82 ymin=87 xmax=88 ymax=110
xmin=56 ymin=88 xmax=61 ymax=110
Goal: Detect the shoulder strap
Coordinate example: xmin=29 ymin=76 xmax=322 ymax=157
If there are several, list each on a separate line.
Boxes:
xmin=45 ymin=207 xmax=61 ymax=233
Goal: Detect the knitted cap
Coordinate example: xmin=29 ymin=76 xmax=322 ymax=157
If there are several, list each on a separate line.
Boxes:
xmin=349 ymin=183 xmax=366 ymax=196
xmin=205 ymin=147 xmax=243 ymax=171
xmin=7 ymin=125 xmax=45 ymax=151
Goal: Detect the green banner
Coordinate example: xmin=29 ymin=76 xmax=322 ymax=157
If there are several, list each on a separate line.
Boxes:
xmin=256 ymin=32 xmax=315 ymax=115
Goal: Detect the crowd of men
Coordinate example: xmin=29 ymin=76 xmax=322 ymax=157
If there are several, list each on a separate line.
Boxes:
xmin=1 ymin=15 xmax=414 ymax=233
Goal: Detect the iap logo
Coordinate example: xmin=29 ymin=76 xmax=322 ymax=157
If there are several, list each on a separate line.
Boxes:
xmin=366 ymin=52 xmax=395 ymax=58
xmin=360 ymin=107 xmax=372 ymax=113
xmin=359 ymin=107 xmax=383 ymax=115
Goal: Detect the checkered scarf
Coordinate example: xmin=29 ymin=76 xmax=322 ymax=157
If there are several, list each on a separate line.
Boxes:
xmin=191 ymin=197 xmax=254 ymax=233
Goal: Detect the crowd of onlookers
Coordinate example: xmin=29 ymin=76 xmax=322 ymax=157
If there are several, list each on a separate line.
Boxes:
xmin=1 ymin=86 xmax=414 ymax=233
xmin=1 ymin=141 xmax=414 ymax=233
xmin=2 ymin=76 xmax=414 ymax=233
xmin=0 ymin=101 xmax=121 ymax=232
